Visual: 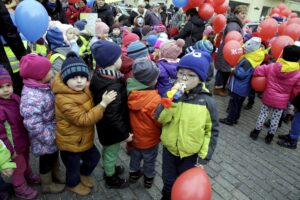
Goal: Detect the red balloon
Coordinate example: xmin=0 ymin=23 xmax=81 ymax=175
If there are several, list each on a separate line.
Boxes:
xmin=251 ymin=77 xmax=267 ymax=92
xmin=271 ymin=35 xmax=294 ymax=58
xmin=283 ymin=24 xmax=300 ymax=40
xmin=223 ymin=40 xmax=243 ymax=66
xmin=259 ymin=18 xmax=278 ymax=41
xmin=280 ymin=9 xmax=291 ymax=18
xmin=212 ymin=14 xmax=226 ymax=33
xmin=213 ymin=0 xmax=225 ymax=6
xmin=278 ymin=21 xmax=288 ymax=35
xmin=198 ymin=3 xmax=214 ymax=20
xmin=183 ymin=0 xmax=204 ymax=12
xmin=224 ymin=31 xmax=243 ymax=43
xmin=277 ymin=3 xmax=287 ymax=11
xmin=287 ymin=17 xmax=300 ymax=25
xmin=270 ymin=7 xmax=280 ymax=15
xmin=214 ymin=0 xmax=229 ymax=14
xmin=172 ymin=167 xmax=211 ymax=200
xmin=289 ymin=12 xmax=298 ymax=18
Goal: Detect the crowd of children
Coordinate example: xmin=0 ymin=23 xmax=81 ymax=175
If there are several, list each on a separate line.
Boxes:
xmin=1 ymin=2 xmax=300 ymax=200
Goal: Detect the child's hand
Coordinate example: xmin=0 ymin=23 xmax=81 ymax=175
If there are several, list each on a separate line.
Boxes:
xmin=100 ymin=90 xmax=117 ymax=108
xmin=12 ymin=152 xmax=17 ymax=159
xmin=1 ymin=168 xmax=14 ymax=177
xmin=125 ymin=133 xmax=133 ymax=142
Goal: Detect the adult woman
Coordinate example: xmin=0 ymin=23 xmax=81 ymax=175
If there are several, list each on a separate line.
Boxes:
xmin=92 ymin=0 xmax=114 ymax=28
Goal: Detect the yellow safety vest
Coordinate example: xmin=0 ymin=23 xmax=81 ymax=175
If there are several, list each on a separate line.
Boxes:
xmin=31 ymin=43 xmax=48 ymax=57
xmin=4 ymin=41 xmax=27 ymax=73
xmin=79 ymin=35 xmax=91 ymax=57
xmin=49 ymin=53 xmax=66 ymax=64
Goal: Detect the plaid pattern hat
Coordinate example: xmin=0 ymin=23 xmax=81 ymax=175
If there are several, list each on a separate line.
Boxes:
xmin=127 ymin=41 xmax=149 ymax=59
xmin=0 ymin=65 xmax=12 ymax=85
xmin=61 ymin=52 xmax=89 ymax=83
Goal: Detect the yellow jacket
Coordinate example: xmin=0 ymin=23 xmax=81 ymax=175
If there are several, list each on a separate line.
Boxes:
xmin=52 ymin=74 xmax=105 ymax=152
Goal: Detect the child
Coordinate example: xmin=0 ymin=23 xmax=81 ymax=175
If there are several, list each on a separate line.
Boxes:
xmin=219 ymin=37 xmax=264 ymax=126
xmin=110 ymin=23 xmax=122 ymax=46
xmin=95 ymin=18 xmax=111 ymax=41
xmin=155 ymin=51 xmax=219 ymax=200
xmin=156 ymin=39 xmax=185 ymax=97
xmin=0 ymin=66 xmax=39 ymax=199
xmin=0 ymin=140 xmax=16 ymax=200
xmin=19 ymin=54 xmax=65 ymax=194
xmin=250 ymin=45 xmax=300 ymax=144
xmin=126 ymin=58 xmax=161 ymax=189
xmin=52 ymin=51 xmax=117 ymax=195
xmin=90 ymin=40 xmax=132 ymax=189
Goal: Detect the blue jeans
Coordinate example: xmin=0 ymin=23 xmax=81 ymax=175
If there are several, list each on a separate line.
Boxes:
xmin=162 ymin=147 xmax=197 ymax=194
xmin=129 ymin=145 xmax=159 ymax=178
xmin=290 ymin=111 xmax=300 ymax=142
xmin=60 ymin=145 xmax=100 ymax=187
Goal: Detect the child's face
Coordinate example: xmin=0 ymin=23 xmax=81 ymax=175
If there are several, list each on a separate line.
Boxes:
xmin=0 ymin=83 xmax=13 ymax=99
xmin=177 ymin=68 xmax=200 ymax=91
xmin=41 ymin=70 xmax=52 ymax=83
xmin=112 ymin=28 xmax=121 ymax=36
xmin=66 ymin=28 xmax=79 ymax=41
xmin=66 ymin=76 xmax=87 ymax=91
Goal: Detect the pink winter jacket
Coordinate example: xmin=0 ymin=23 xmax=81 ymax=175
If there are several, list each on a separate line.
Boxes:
xmin=253 ymin=59 xmax=300 ymax=109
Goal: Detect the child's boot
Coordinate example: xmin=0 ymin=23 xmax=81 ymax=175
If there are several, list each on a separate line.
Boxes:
xmin=14 ymin=183 xmax=38 ymax=199
xmin=40 ymin=172 xmax=65 ymax=193
xmin=129 ymin=170 xmax=143 ymax=183
xmin=25 ymin=168 xmax=41 ymax=184
xmin=52 ymin=159 xmax=65 ymax=184
xmin=144 ymin=176 xmax=154 ymax=189
xmin=265 ymin=132 xmax=274 ymax=144
xmin=69 ymin=182 xmax=91 ymax=196
xmin=277 ymin=135 xmax=297 ymax=149
xmin=249 ymin=129 xmax=260 ymax=140
xmin=105 ymin=172 xmax=129 ymax=189
xmin=80 ymin=175 xmax=94 ymax=188
xmin=0 ymin=178 xmax=13 ymax=200
xmin=160 ymin=191 xmax=171 ymax=200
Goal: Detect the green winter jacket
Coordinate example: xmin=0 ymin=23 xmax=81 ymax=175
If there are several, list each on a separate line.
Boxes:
xmin=0 ymin=140 xmax=16 ymax=171
xmin=155 ymin=84 xmax=219 ymax=160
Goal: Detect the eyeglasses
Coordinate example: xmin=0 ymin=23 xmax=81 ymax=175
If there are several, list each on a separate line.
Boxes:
xmin=177 ymin=71 xmax=198 ymax=80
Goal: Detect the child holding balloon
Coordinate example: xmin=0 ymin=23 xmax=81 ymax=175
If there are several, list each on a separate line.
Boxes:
xmin=250 ymin=45 xmax=300 ymax=144
xmin=155 ymin=51 xmax=219 ymax=200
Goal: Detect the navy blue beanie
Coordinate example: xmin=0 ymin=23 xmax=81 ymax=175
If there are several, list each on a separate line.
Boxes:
xmin=61 ymin=52 xmax=89 ymax=83
xmin=91 ymin=40 xmax=122 ymax=68
xmin=177 ymin=50 xmax=211 ymax=82
xmin=46 ymin=27 xmax=65 ymax=50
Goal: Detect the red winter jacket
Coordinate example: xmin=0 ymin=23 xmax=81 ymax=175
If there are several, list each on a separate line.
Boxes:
xmin=66 ymin=5 xmax=80 ymax=25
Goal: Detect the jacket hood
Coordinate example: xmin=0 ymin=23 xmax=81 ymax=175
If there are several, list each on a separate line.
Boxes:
xmin=227 ymin=14 xmax=243 ymax=28
xmin=244 ymin=48 xmax=267 ymax=69
xmin=270 ymin=61 xmax=299 ymax=80
xmin=277 ymin=58 xmax=300 ymax=73
xmin=126 ymin=78 xmax=151 ymax=95
xmin=128 ymin=89 xmax=158 ymax=111
xmin=190 ymin=15 xmax=205 ymax=27
xmin=157 ymin=60 xmax=178 ymax=79
xmin=52 ymin=73 xmax=88 ymax=95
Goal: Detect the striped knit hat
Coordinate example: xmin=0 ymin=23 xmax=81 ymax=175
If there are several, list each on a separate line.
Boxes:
xmin=127 ymin=41 xmax=149 ymax=59
xmin=0 ymin=65 xmax=12 ymax=85
xmin=194 ymin=40 xmax=213 ymax=54
xmin=61 ymin=52 xmax=89 ymax=83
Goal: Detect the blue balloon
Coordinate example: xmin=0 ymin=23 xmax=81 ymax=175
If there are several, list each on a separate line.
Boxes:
xmin=87 ymin=0 xmax=95 ymax=8
xmin=15 ymin=0 xmax=49 ymax=42
xmin=172 ymin=0 xmax=188 ymax=7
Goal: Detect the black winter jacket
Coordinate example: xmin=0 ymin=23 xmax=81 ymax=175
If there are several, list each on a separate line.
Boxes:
xmin=92 ymin=3 xmax=114 ymax=28
xmin=89 ymin=74 xmax=130 ymax=146
xmin=42 ymin=0 xmax=68 ymax=23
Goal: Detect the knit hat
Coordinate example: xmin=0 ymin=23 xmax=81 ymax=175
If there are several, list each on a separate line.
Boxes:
xmin=194 ymin=40 xmax=213 ymax=54
xmin=122 ymin=29 xmax=140 ymax=48
xmin=127 ymin=41 xmax=149 ymax=59
xmin=185 ymin=46 xmax=195 ymax=54
xmin=160 ymin=39 xmax=185 ymax=60
xmin=146 ymin=35 xmax=158 ymax=47
xmin=46 ymin=27 xmax=65 ymax=50
xmin=244 ymin=37 xmax=261 ymax=53
xmin=95 ymin=19 xmax=109 ymax=37
xmin=132 ymin=58 xmax=160 ymax=86
xmin=91 ymin=40 xmax=122 ymax=68
xmin=177 ymin=50 xmax=211 ymax=82
xmin=0 ymin=66 xmax=12 ymax=85
xmin=61 ymin=52 xmax=89 ymax=83
xmin=20 ymin=54 xmax=51 ymax=81
xmin=74 ymin=19 xmax=87 ymax=31
xmin=282 ymin=45 xmax=300 ymax=62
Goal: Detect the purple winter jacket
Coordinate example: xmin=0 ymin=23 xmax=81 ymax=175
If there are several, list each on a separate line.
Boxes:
xmin=0 ymin=94 xmax=30 ymax=155
xmin=253 ymin=61 xmax=300 ymax=109
xmin=157 ymin=60 xmax=178 ymax=97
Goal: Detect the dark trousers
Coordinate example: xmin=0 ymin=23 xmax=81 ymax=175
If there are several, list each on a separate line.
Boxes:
xmin=214 ymin=70 xmax=231 ymax=88
xmin=0 ymin=176 xmax=13 ymax=199
xmin=162 ymin=147 xmax=197 ymax=194
xmin=247 ymin=88 xmax=255 ymax=105
xmin=60 ymin=145 xmax=100 ymax=187
xmin=39 ymin=151 xmax=59 ymax=174
xmin=227 ymin=92 xmax=245 ymax=122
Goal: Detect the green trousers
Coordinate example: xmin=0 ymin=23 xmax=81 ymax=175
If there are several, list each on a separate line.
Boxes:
xmin=102 ymin=143 xmax=120 ymax=176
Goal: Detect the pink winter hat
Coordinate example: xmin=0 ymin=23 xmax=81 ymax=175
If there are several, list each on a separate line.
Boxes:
xmin=122 ymin=29 xmax=139 ymax=48
xmin=160 ymin=39 xmax=185 ymax=60
xmin=95 ymin=19 xmax=109 ymax=37
xmin=20 ymin=54 xmax=51 ymax=81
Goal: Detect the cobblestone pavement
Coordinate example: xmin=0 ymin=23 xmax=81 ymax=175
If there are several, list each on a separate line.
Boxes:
xmin=9 ymin=94 xmax=300 ymax=200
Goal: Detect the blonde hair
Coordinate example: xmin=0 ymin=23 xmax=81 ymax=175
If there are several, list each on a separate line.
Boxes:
xmin=233 ymin=5 xmax=248 ymax=15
